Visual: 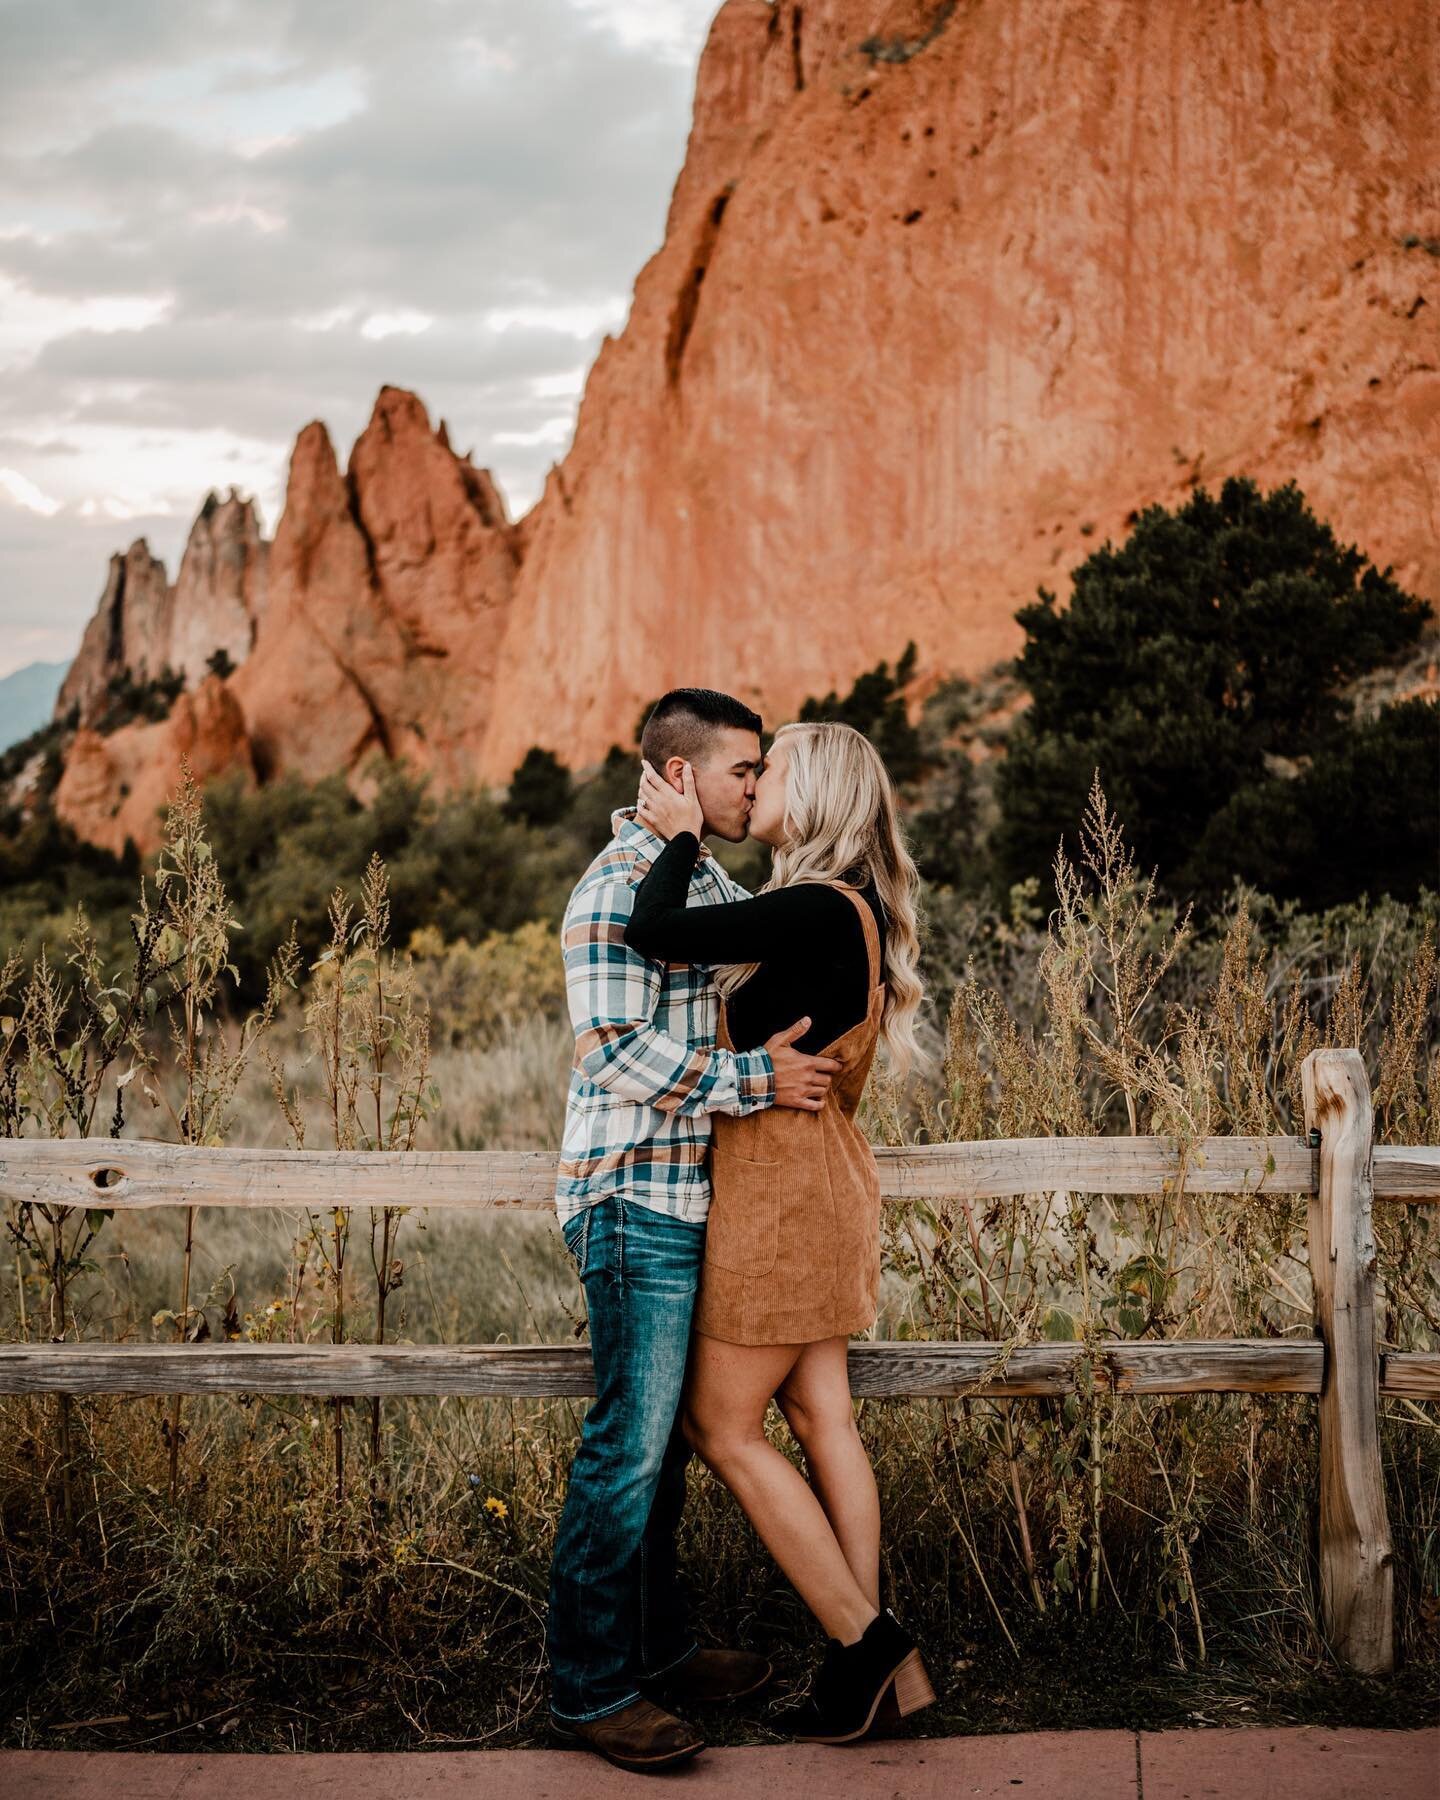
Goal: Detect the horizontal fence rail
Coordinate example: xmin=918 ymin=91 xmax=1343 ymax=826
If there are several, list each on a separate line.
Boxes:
xmin=1 ymin=1048 xmax=1436 ymax=1677
xmin=2 ymin=1134 xmax=1438 ymax=1211
xmin=0 ymin=1338 xmax=1435 ymax=1400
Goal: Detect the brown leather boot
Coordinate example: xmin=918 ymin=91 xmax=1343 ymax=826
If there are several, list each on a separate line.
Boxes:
xmin=650 ymin=1646 xmax=774 ymax=1704
xmin=552 ymin=1696 xmax=705 ymax=1771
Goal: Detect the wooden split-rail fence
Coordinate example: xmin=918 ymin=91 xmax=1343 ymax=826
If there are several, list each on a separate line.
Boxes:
xmin=1 ymin=1047 xmax=1436 ymax=1675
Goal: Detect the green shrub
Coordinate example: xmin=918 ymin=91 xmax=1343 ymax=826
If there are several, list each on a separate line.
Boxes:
xmin=994 ymin=476 xmax=1433 ymax=909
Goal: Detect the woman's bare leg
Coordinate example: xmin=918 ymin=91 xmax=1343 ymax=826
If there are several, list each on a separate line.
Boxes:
xmin=684 ymin=1334 xmax=879 ymax=1645
xmin=775 ymin=1337 xmax=881 ymax=1610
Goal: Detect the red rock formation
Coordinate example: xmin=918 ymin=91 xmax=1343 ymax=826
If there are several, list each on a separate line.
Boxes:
xmin=166 ymin=490 xmax=269 ymax=685
xmin=53 ymin=675 xmax=256 ymax=858
xmin=53 ymin=491 xmax=268 ymax=728
xmin=480 ymin=0 xmax=1440 ymax=777
xmin=54 ymin=539 xmax=172 ymax=726
xmin=227 ymin=387 xmax=519 ymax=798
xmin=46 ymin=0 xmax=1440 ymax=851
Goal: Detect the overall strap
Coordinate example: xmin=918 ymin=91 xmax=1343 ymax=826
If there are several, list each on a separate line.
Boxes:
xmin=829 ymin=881 xmax=883 ymax=992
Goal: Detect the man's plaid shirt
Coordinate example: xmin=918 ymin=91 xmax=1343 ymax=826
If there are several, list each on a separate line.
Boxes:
xmin=555 ymin=807 xmax=776 ymax=1225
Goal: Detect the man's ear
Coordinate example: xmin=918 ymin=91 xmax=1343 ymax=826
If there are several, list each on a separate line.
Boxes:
xmin=661 ymin=755 xmax=687 ymax=792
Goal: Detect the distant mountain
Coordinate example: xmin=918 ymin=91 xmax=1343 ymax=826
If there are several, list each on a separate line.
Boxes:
xmin=0 ymin=659 xmax=72 ymax=753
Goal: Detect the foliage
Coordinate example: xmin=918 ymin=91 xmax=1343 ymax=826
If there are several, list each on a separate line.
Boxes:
xmin=908 ymin=757 xmax=980 ymax=889
xmin=2 ymin=757 xmax=300 ymax=1507
xmin=870 ymin=774 xmax=1437 ymax=1639
xmin=93 ymin=664 xmax=186 ymax=734
xmin=504 ymin=746 xmax=573 ymax=828
xmin=278 ymin=850 xmax=438 ymax=1490
xmin=994 ymin=476 xmax=1433 ymax=909
xmin=408 ymin=918 xmax=567 ymax=1048
xmin=1 ymin=760 xmax=584 ymax=1006
xmin=1196 ymin=698 xmax=1439 ymax=909
xmin=798 ymin=640 xmax=923 ymax=782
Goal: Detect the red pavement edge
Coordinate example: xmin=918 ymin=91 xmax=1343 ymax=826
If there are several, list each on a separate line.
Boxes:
xmin=1 ymin=1726 xmax=1436 ymax=1800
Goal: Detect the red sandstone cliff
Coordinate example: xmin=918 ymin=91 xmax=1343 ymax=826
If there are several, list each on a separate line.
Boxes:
xmin=483 ymin=0 xmax=1439 ymax=777
xmin=55 ymin=491 xmax=268 ymax=727
xmin=227 ymin=390 xmax=518 ymax=796
xmin=48 ymin=0 xmax=1440 ymax=853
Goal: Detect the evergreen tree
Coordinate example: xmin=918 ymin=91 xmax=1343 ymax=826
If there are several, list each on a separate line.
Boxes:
xmin=798 ymin=642 xmax=922 ymax=782
xmin=504 ymin=746 xmax=573 ymax=827
xmin=1198 ymin=698 xmax=1439 ymax=908
xmin=994 ymin=477 xmax=1432 ymax=907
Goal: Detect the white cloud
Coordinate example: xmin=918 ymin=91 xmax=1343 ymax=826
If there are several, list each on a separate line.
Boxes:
xmin=575 ymin=0 xmax=718 ymax=64
xmin=294 ymin=304 xmax=358 ymax=332
xmin=360 ymin=309 xmax=435 ymax=341
xmin=485 ymin=298 xmax=629 ymax=339
xmin=190 ymin=200 xmax=288 ymax=234
xmin=532 ymin=366 xmax=586 ymax=399
xmin=0 ymin=467 xmax=63 ymax=515
xmin=0 ymin=0 xmax=726 ymax=677
xmin=0 ymin=278 xmax=172 ymax=365
xmin=493 ymin=416 xmax=574 ymax=448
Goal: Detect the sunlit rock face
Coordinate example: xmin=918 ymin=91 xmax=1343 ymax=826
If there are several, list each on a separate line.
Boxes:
xmin=47 ymin=0 xmax=1440 ymax=851
xmin=53 ymin=675 xmax=257 ymax=858
xmin=52 ymin=391 xmax=523 ymax=851
xmin=54 ymin=493 xmax=269 ymax=730
xmin=54 ymin=540 xmax=173 ymax=728
xmin=167 ymin=491 xmax=270 ymax=689
xmin=226 ymin=388 xmax=521 ymax=799
xmin=481 ymin=0 xmax=1439 ymax=777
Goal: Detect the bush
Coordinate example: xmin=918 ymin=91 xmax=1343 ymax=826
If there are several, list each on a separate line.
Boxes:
xmin=798 ymin=642 xmax=923 ymax=783
xmin=504 ymin=747 xmax=573 ymax=827
xmin=1196 ymin=697 xmax=1440 ymax=908
xmin=993 ymin=476 xmax=1433 ymax=908
xmin=94 ymin=664 xmax=186 ymax=733
xmin=408 ymin=918 xmax=566 ymax=1047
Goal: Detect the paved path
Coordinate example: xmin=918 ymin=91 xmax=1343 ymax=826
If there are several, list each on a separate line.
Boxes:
xmin=3 ymin=1728 xmax=1436 ymax=1799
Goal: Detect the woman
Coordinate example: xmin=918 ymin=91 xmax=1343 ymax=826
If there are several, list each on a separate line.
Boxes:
xmin=624 ymin=719 xmax=934 ymax=1744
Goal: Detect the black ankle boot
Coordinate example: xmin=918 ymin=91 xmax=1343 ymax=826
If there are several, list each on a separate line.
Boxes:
xmin=773 ymin=1609 xmax=936 ymax=1743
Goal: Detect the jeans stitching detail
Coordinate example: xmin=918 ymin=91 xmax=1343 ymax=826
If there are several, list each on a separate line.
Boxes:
xmin=642 ymin=1638 xmax=700 ymax=1683
xmin=550 ymin=1686 xmax=644 ymax=1726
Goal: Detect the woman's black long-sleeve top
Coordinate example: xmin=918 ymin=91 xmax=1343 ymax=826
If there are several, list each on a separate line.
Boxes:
xmin=623 ymin=831 xmax=886 ymax=1057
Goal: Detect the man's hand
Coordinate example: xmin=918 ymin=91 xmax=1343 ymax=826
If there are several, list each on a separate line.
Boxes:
xmin=764 ymin=1017 xmax=842 ymax=1112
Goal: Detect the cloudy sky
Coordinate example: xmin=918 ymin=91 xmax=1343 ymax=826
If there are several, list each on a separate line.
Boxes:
xmin=0 ymin=0 xmax=721 ymax=680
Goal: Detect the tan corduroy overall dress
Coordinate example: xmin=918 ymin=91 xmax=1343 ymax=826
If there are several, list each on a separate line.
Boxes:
xmin=694 ymin=882 xmax=885 ymax=1347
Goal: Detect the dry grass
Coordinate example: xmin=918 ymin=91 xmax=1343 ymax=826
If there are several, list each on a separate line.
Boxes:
xmin=0 ymin=765 xmax=1435 ymax=1749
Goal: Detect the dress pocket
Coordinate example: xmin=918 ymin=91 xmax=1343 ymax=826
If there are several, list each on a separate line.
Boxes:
xmin=706 ymin=1146 xmax=781 ymax=1278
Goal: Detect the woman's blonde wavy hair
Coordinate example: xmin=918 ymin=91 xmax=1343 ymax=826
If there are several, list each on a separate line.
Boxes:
xmin=715 ymin=720 xmax=925 ymax=1073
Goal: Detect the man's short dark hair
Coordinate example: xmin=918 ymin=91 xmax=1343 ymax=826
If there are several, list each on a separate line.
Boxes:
xmin=640 ymin=688 xmax=763 ymax=773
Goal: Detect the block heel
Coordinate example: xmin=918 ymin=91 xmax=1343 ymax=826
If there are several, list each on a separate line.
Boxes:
xmin=888 ymin=1648 xmax=935 ymax=1717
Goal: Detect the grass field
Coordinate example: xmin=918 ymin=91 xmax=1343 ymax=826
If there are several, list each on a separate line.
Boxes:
xmin=1 ymin=779 xmax=1435 ymax=1750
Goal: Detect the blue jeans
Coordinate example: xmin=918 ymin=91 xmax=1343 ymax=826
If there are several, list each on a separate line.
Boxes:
xmin=546 ymin=1194 xmax=706 ymax=1723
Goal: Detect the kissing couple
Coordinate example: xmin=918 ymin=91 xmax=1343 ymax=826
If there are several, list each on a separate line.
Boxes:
xmin=545 ymin=687 xmax=935 ymax=1771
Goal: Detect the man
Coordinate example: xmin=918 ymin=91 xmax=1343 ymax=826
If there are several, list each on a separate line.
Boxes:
xmin=547 ymin=688 xmax=841 ymax=1772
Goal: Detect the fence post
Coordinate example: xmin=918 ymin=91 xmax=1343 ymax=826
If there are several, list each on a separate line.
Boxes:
xmin=1300 ymin=1047 xmax=1394 ymax=1674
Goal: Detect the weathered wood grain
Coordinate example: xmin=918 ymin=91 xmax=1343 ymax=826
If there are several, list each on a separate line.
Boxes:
xmin=1381 ymin=1352 xmax=1440 ymax=1400
xmin=7 ymin=1338 xmax=1434 ymax=1399
xmin=2 ymin=1134 xmax=1434 ymax=1213
xmin=0 ymin=1342 xmax=601 ymax=1397
xmin=847 ymin=1339 xmax=1327 ymax=1396
xmin=1302 ymin=1047 xmax=1395 ymax=1676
